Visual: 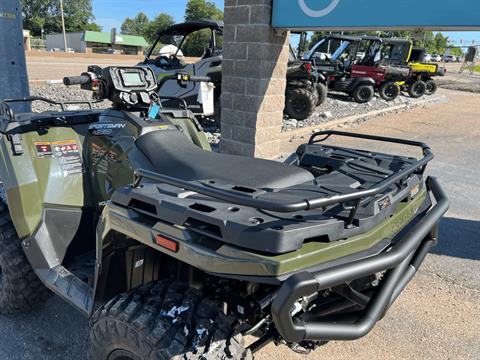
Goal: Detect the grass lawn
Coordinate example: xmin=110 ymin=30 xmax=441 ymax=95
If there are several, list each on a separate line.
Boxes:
xmin=473 ymin=65 xmax=480 ymax=72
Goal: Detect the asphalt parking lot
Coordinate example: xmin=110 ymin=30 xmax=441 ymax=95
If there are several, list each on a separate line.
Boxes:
xmin=0 ymin=88 xmax=478 ymax=359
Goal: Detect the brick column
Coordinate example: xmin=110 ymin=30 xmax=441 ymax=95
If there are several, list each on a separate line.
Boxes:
xmin=220 ymin=0 xmax=289 ymax=158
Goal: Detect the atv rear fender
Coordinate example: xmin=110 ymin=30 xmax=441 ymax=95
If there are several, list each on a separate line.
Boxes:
xmin=350 ymin=77 xmax=375 ymax=91
xmin=271 ymin=176 xmax=449 ymax=343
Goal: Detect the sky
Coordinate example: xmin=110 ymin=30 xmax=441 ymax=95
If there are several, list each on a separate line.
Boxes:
xmin=442 ymin=32 xmax=479 ymax=46
xmin=93 ymin=0 xmax=225 ymax=32
xmin=92 ymin=0 xmax=479 ymax=47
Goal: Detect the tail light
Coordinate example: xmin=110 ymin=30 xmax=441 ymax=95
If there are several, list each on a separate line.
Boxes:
xmin=155 ymin=234 xmax=179 ymax=253
xmin=303 ymin=62 xmax=312 ymax=74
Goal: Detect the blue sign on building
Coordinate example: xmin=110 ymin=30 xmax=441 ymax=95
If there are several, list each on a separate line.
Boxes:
xmin=272 ymin=0 xmax=480 ymax=30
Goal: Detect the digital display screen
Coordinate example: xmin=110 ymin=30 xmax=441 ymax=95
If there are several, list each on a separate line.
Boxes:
xmin=122 ymin=72 xmax=144 ymax=86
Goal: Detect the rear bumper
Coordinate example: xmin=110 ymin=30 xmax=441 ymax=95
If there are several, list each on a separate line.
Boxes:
xmin=271 ymin=176 xmax=449 ymax=343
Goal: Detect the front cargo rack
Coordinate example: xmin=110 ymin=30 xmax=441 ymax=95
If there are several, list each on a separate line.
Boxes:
xmin=2 ymin=96 xmax=104 ymax=112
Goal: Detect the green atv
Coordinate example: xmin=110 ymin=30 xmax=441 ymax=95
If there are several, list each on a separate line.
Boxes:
xmin=0 ymin=65 xmax=448 ymax=359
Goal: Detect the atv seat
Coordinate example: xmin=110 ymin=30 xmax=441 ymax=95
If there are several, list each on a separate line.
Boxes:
xmin=136 ymin=130 xmax=314 ymax=189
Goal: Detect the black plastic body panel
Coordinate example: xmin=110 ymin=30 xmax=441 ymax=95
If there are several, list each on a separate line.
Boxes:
xmin=330 ymin=77 xmax=375 ymax=93
xmin=113 ymin=131 xmax=432 ymax=254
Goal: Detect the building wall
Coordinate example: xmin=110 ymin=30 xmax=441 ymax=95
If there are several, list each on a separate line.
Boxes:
xmin=220 ymin=0 xmax=289 ymax=158
xmin=46 ymin=33 xmax=86 ymax=52
xmin=86 ymin=43 xmax=143 ymax=56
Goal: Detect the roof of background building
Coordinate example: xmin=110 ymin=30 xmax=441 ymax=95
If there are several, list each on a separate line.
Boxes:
xmin=83 ymin=31 xmax=149 ymax=47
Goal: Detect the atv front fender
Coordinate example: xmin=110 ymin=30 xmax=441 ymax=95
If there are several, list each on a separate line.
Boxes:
xmin=271 ymin=176 xmax=449 ymax=343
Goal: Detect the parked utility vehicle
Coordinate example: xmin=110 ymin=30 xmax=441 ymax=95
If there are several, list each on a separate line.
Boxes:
xmin=382 ymin=40 xmax=446 ymax=96
xmin=304 ymin=34 xmax=377 ymax=103
xmin=284 ymin=47 xmax=328 ymax=120
xmin=350 ymin=37 xmax=419 ymax=100
xmin=0 ymin=65 xmax=448 ymax=359
xmin=142 ymin=20 xmax=224 ymax=118
xmin=143 ymin=21 xmax=326 ymax=123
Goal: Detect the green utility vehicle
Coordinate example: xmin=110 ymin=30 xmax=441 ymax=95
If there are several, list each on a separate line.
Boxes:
xmin=0 ymin=65 xmax=448 ymax=359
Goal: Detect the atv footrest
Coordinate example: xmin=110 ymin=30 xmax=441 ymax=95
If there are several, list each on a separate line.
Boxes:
xmin=270 ymin=177 xmax=448 ymax=343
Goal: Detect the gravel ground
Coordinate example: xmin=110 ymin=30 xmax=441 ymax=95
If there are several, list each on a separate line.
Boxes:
xmin=436 ymin=63 xmax=480 ymax=94
xmin=30 ymin=85 xmax=439 ymax=151
xmin=282 ymin=92 xmax=433 ymax=132
xmin=437 ymin=78 xmax=480 ymax=93
xmin=30 ymin=85 xmax=109 ymax=112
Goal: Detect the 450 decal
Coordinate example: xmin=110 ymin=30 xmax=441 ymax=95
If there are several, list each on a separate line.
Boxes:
xmin=298 ymin=0 xmax=341 ymax=18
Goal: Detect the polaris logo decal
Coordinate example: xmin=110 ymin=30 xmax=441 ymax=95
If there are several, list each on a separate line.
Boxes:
xmin=298 ymin=0 xmax=341 ymax=18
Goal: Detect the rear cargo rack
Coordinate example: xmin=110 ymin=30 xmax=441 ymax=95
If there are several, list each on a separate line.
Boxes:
xmin=135 ymin=131 xmax=433 ymax=215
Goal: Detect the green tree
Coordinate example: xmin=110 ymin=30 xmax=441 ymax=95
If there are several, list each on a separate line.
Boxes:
xmin=22 ymin=0 xmax=96 ymax=36
xmin=182 ymin=0 xmax=223 ymax=57
xmin=21 ymin=0 xmax=49 ymax=36
xmin=85 ymin=22 xmax=102 ymax=32
xmin=185 ymin=0 xmax=223 ymax=21
xmin=450 ymin=47 xmax=464 ymax=57
xmin=121 ymin=12 xmax=150 ymax=36
xmin=45 ymin=0 xmax=95 ymax=34
xmin=307 ymin=31 xmax=329 ymax=50
xmin=433 ymin=33 xmax=448 ymax=55
xmin=144 ymin=13 xmax=175 ymax=44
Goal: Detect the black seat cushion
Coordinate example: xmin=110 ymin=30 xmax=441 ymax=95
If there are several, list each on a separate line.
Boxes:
xmin=136 ymin=130 xmax=314 ymax=189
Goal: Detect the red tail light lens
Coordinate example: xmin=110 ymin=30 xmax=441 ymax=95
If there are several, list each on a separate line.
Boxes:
xmin=155 ymin=234 xmax=179 ymax=253
xmin=304 ymin=62 xmax=312 ymax=74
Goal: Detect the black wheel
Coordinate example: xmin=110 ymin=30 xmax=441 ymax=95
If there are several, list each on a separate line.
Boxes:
xmin=284 ymin=88 xmax=316 ymax=120
xmin=408 ymin=80 xmax=427 ymax=98
xmin=425 ymin=80 xmax=438 ymax=95
xmin=315 ymin=83 xmax=328 ymax=106
xmin=352 ymin=85 xmax=374 ymax=104
xmin=0 ymin=200 xmax=49 ymax=314
xmin=310 ymin=86 xmax=320 ymax=106
xmin=379 ymin=82 xmax=400 ymax=101
xmin=88 ymin=281 xmax=252 ymax=360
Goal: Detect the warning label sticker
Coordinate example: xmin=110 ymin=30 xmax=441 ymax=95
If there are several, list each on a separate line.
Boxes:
xmin=34 ymin=142 xmax=53 ymax=158
xmin=52 ymin=140 xmax=84 ymax=176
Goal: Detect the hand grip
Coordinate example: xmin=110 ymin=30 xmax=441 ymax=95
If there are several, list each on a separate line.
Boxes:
xmin=63 ymin=75 xmax=91 ymax=86
xmin=188 ymin=75 xmax=211 ymax=83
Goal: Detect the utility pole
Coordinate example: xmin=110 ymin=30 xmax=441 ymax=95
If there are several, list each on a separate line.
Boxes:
xmin=0 ymin=0 xmax=30 ymax=112
xmin=60 ymin=0 xmax=68 ymax=51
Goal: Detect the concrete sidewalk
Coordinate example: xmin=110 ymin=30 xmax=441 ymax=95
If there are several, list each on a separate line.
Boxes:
xmin=258 ymin=88 xmax=480 ymax=360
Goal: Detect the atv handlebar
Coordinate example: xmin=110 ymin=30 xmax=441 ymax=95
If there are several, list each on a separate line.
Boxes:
xmin=63 ymin=75 xmax=91 ymax=86
xmin=188 ymin=75 xmax=211 ymax=83
xmin=158 ymin=73 xmax=212 ymax=89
